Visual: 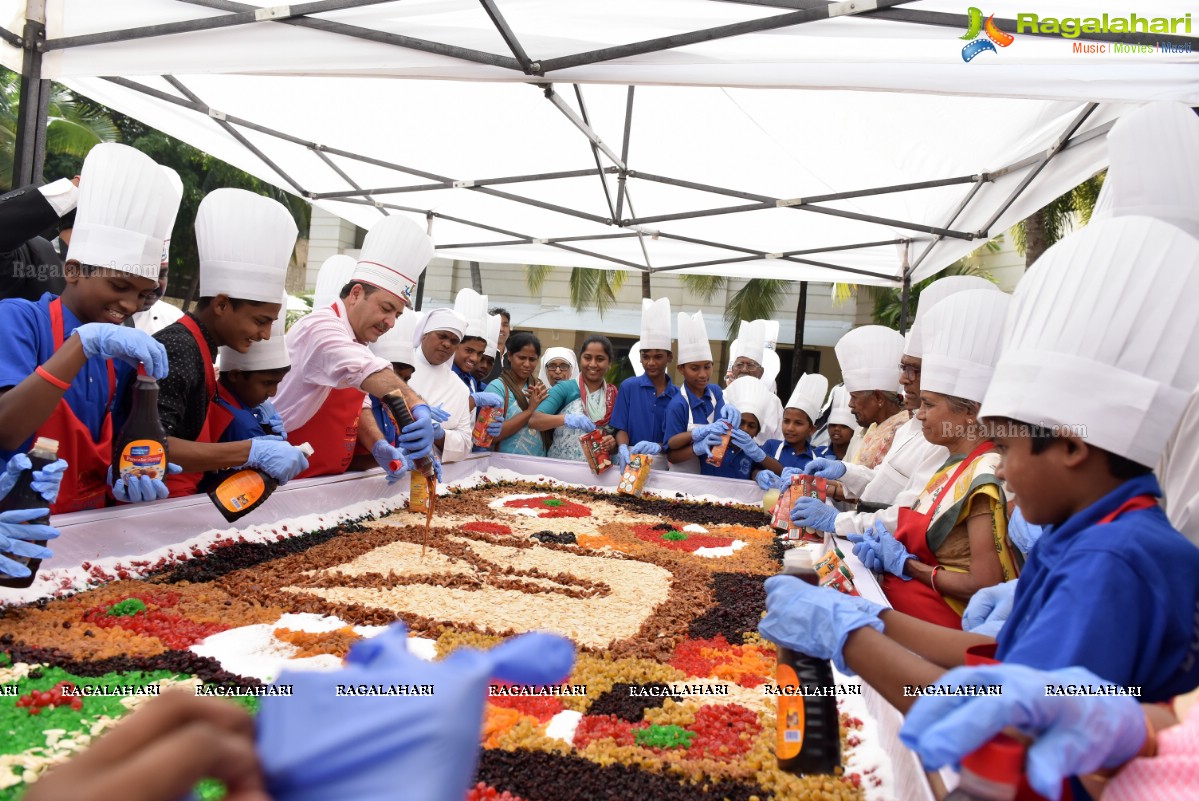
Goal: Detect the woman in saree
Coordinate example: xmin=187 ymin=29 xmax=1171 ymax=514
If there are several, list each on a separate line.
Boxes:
xmin=485 ymin=332 xmax=550 ymax=456
xmin=529 ymin=335 xmax=619 ymax=462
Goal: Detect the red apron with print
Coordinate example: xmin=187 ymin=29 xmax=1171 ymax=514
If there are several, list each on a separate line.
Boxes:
xmin=882 ymin=441 xmax=995 ymax=630
xmin=288 ymin=305 xmax=366 ymax=478
xmin=37 ymin=299 xmax=116 ymax=514
xmin=162 ymin=315 xmax=217 ymax=498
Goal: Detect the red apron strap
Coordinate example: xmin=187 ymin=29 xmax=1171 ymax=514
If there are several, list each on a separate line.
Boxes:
xmin=926 ymin=441 xmax=995 ymax=520
xmin=179 ymin=315 xmax=215 ymax=400
xmin=1097 ymin=494 xmax=1157 ymax=524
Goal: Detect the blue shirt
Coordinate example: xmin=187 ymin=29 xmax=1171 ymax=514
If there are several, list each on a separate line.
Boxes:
xmin=610 ymin=374 xmax=678 ymax=446
xmin=214 ymin=388 xmax=270 ymax=444
xmin=707 ymin=445 xmax=754 ymax=480
xmin=452 ymin=363 xmax=485 ymax=395
xmin=0 ymin=294 xmax=131 ymax=460
xmin=763 ymin=439 xmax=816 ymax=472
xmin=812 ymin=444 xmax=836 ymax=460
xmin=664 ymin=383 xmax=730 ymax=477
xmin=997 ymin=473 xmax=1199 ymax=703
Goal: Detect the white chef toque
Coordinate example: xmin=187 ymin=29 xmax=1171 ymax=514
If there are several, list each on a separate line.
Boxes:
xmin=906 ymin=275 xmax=999 ymax=359
xmin=412 ymin=308 xmax=468 ymax=349
xmin=835 ymin=326 xmax=905 ymax=394
xmin=483 ymin=313 xmax=502 ymax=360
xmin=66 ymin=143 xmax=178 ymax=281
xmin=786 ymin=373 xmax=830 ymax=424
xmin=454 ymin=288 xmax=489 ymax=340
xmin=725 ymin=374 xmax=774 ymax=430
xmin=921 ymin=290 xmax=1010 ymax=404
xmin=827 ymin=385 xmax=857 ymax=428
xmin=155 ymin=166 xmax=184 ymax=271
xmin=677 ymin=311 xmax=713 ymax=365
xmin=313 ymin=255 xmax=357 ymax=309
xmin=371 ymin=309 xmax=421 ymax=365
xmin=351 ymin=216 xmax=433 ymax=307
xmin=980 ymin=217 xmax=1199 ymax=468
xmin=640 ymin=297 xmax=673 ymax=352
xmin=628 ymin=341 xmax=645 ymax=377
xmin=763 ymin=320 xmax=780 ymax=351
xmin=760 ymin=348 xmax=781 ymax=389
xmin=218 ymin=293 xmax=290 ymax=373
xmin=197 ymin=189 xmax=297 ymax=303
xmin=735 ymin=320 xmax=767 ymax=368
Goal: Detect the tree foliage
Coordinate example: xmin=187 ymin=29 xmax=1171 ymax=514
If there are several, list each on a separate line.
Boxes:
xmin=678 ymin=275 xmax=791 ymax=340
xmin=525 ymin=265 xmax=627 ymax=316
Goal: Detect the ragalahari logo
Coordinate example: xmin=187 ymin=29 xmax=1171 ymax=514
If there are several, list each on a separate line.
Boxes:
xmin=961 ymin=7 xmax=1015 ymax=61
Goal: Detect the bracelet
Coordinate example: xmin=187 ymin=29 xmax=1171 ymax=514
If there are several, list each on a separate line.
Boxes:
xmin=930 ymin=564 xmax=944 ymax=595
xmin=35 ymin=366 xmax=71 ymax=391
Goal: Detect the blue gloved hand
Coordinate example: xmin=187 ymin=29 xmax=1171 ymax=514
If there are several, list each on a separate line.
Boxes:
xmin=72 ymin=323 xmax=169 ymax=379
xmin=431 ymin=456 xmax=444 ymax=483
xmin=0 ymin=508 xmax=58 ymax=578
xmin=108 ymin=463 xmax=181 ymax=503
xmin=245 ymin=440 xmax=310 ymax=484
xmin=563 ymin=414 xmax=595 ymax=432
xmin=870 ymin=523 xmax=916 ymax=579
xmin=756 ymin=469 xmax=782 ymax=491
xmin=961 ymin=579 xmax=1018 ymax=637
xmin=803 ymin=457 xmax=847 ymax=480
xmin=730 ymin=428 xmax=766 ymax=463
xmin=900 ymin=664 xmax=1148 ymax=800
xmin=371 ymin=440 xmax=410 ymax=485
xmin=692 ymin=431 xmax=724 ymax=459
xmin=254 ymin=399 xmax=287 ymax=438
xmin=257 ymin=623 xmax=575 ymax=801
xmin=790 ymin=495 xmax=839 ymax=533
xmin=690 ymin=421 xmax=725 ymax=443
xmin=1 ymin=453 xmax=68 ymax=504
xmin=779 ymin=467 xmax=803 ymax=484
xmin=615 ymin=444 xmax=631 ymax=470
xmin=846 ymin=528 xmax=882 ymax=569
xmin=431 ymin=420 xmax=445 ymax=442
xmin=630 ymin=441 xmax=662 ymax=456
xmin=759 ymin=575 xmax=885 ymax=674
xmin=470 ymin=391 xmax=504 ymax=409
xmin=428 ymin=405 xmax=452 ymax=424
xmin=1008 ymin=506 xmax=1044 ymax=557
xmin=398 ymin=404 xmax=436 ymax=460
xmin=485 ymin=419 xmax=503 ymax=437
xmin=719 ymin=403 xmax=741 ymax=431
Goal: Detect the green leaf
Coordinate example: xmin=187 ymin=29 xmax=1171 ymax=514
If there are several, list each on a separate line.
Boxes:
xmin=679 ymin=274 xmax=726 ymax=302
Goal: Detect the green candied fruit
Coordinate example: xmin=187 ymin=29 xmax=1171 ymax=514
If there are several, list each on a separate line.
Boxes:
xmin=541 ymin=499 xmax=565 ymax=507
xmin=662 ymin=531 xmax=688 ymax=541
xmin=106 ymin=598 xmax=148 ymax=617
xmin=635 ymin=724 xmax=696 ymax=749
xmin=193 ymin=778 xmax=227 ymax=801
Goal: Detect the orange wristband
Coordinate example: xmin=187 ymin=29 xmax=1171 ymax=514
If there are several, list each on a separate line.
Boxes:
xmin=35 ymin=366 xmax=71 ymax=391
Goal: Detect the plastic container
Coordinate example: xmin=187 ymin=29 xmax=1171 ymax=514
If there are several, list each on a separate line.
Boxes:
xmin=945 ymin=734 xmax=1024 ymax=801
xmin=207 ymin=443 xmax=314 ymax=523
xmin=112 ymin=367 xmax=169 ymax=485
xmin=0 ymin=437 xmax=59 ymax=589
xmin=775 ymin=550 xmax=841 ymax=776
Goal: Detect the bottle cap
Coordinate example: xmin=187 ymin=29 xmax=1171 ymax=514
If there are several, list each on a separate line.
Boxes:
xmin=137 ymin=364 xmax=147 ymax=376
xmin=782 ymin=548 xmax=814 ymax=575
xmin=297 ymin=442 xmax=315 ymax=457
xmin=31 ymin=437 xmax=60 ymax=456
xmin=960 ymin=733 xmax=1025 ymax=786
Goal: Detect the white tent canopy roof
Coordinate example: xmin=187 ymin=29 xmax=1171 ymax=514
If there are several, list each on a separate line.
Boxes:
xmin=4 ymin=0 xmax=1196 ymax=285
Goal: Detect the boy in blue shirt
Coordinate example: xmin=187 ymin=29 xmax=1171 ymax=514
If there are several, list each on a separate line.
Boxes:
xmin=757 ymin=373 xmax=830 ymax=488
xmin=612 ymin=298 xmax=679 ymax=469
xmin=664 ymin=311 xmax=740 ymax=475
xmin=213 ymin=314 xmax=291 ymax=445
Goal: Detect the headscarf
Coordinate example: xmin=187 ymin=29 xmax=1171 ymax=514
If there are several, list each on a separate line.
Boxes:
xmin=538 ymin=347 xmax=579 ymax=387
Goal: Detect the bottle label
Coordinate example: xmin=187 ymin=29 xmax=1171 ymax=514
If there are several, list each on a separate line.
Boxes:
xmin=410 ymin=471 xmax=431 ymax=513
xmin=214 ymin=470 xmax=268 ymax=512
xmin=776 ymin=663 xmax=805 ymax=759
xmin=118 ymin=440 xmax=168 ymax=481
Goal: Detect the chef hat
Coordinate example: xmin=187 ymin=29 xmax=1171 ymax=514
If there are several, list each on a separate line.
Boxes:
xmin=412 ymin=307 xmax=467 ymax=349
xmin=677 ymin=311 xmax=713 ymax=365
xmin=725 ymin=374 xmax=772 ymax=424
xmin=197 ymin=189 xmax=297 ymax=303
xmin=218 ymin=293 xmax=290 ymax=373
xmin=827 ymin=385 xmax=857 ymax=428
xmin=483 ymin=313 xmax=502 ymax=359
xmin=735 ymin=320 xmax=766 ymax=368
xmin=906 ymin=275 xmax=999 ymax=358
xmin=981 ymin=217 xmax=1199 ymax=468
xmin=760 ymin=348 xmax=781 ymax=389
xmin=372 ymin=309 xmax=420 ymax=365
xmin=66 ymin=143 xmax=178 ymax=280
xmin=921 ymin=290 xmax=1010 ymax=404
xmin=628 ymin=341 xmax=645 ymax=377
xmin=538 ymin=347 xmax=579 ymax=386
xmin=351 ymin=216 xmax=433 ymax=306
xmin=313 ymin=254 xmax=356 ymax=309
xmin=156 ymin=166 xmax=184 ymax=270
xmin=786 ymin=372 xmax=829 ymax=424
xmin=1093 ymin=103 xmax=1199 ymax=238
xmin=454 ymin=288 xmax=489 ymax=340
xmin=640 ymin=297 xmax=672 ymax=352
xmin=763 ymin=320 xmax=780 ymax=351
xmin=835 ymin=326 xmax=904 ymax=394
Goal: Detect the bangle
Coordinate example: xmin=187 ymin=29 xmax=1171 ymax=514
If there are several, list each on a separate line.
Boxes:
xmin=35 ymin=366 xmax=71 ymax=391
xmin=930 ymin=564 xmax=944 ymax=595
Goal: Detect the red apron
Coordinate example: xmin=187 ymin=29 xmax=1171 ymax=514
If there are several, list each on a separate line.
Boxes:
xmin=37 ymin=299 xmax=116 ymax=514
xmin=207 ymin=383 xmax=241 ymax=443
xmin=162 ymin=315 xmax=216 ymax=498
xmin=882 ymin=441 xmax=995 ymax=629
xmin=288 ymin=304 xmax=366 ymax=478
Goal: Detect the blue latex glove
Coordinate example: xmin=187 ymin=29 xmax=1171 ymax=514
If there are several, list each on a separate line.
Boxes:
xmin=245 ymin=440 xmax=309 ymax=484
xmin=870 ymin=524 xmax=916 ymax=579
xmin=630 ymin=441 xmax=662 ymax=456
xmin=961 ymin=579 xmax=1018 ymax=637
xmin=563 ymin=414 xmax=596 ymax=432
xmin=398 ymin=404 xmax=436 ymax=460
xmin=431 ymin=456 xmax=444 ymax=483
xmin=802 ymin=457 xmax=847 ymax=480
xmin=900 ymin=664 xmax=1147 ymax=800
xmin=72 ymin=323 xmax=169 ymax=379
xmin=371 ymin=441 xmax=410 ymax=485
xmin=431 ymin=420 xmax=445 ymax=442
xmin=846 ymin=529 xmax=882 ymax=569
xmin=719 ymin=403 xmax=741 ymax=431
xmin=485 ymin=419 xmax=503 ymax=437
xmin=692 ymin=431 xmax=724 ymax=459
xmin=790 ymin=495 xmax=839 ymax=533
xmin=428 ymin=405 xmax=452 ymax=424
xmin=254 ymin=399 xmax=287 ymax=438
xmin=689 ymin=421 xmax=725 ymax=443
xmin=1008 ymin=506 xmax=1044 ymax=557
xmin=759 ymin=575 xmax=885 ymax=674
xmin=0 ymin=508 xmax=58 ymax=578
xmin=779 ymin=467 xmax=803 ymax=484
xmin=108 ymin=463 xmax=182 ymax=503
xmin=257 ymin=623 xmax=575 ymax=801
xmin=470 ymin=391 xmax=504 ymax=409
xmin=615 ymin=444 xmax=631 ymax=470
xmin=755 ymin=469 xmax=782 ymax=491
xmin=1 ymin=453 xmax=68 ymax=504
xmin=730 ymin=428 xmax=766 ymax=463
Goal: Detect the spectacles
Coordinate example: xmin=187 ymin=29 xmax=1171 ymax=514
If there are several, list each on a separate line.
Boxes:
xmin=898 ymin=363 xmax=922 ymax=377
xmin=546 ymin=363 xmax=572 ymax=372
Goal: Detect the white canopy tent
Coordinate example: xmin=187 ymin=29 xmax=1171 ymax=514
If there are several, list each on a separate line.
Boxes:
xmin=4 ymin=0 xmax=1197 ymax=290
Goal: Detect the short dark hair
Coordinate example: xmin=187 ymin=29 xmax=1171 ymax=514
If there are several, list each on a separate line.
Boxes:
xmin=580 ymin=334 xmax=614 ymax=362
xmin=195 ymin=296 xmax=274 ymax=312
xmin=339 ymin=281 xmax=378 ymax=300
xmin=489 ymin=306 xmax=511 ymax=323
xmin=505 ymin=331 xmax=540 ymax=356
xmin=459 ymin=335 xmax=486 ymax=347
xmin=1025 ymin=423 xmax=1153 ymax=480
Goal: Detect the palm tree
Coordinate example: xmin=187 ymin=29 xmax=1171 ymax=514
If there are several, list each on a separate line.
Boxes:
xmin=525 ymin=265 xmax=627 ymax=316
xmin=1010 ymin=173 xmax=1104 ymax=267
xmin=678 ymin=275 xmax=790 ymax=340
xmin=0 ymin=68 xmax=119 ymax=191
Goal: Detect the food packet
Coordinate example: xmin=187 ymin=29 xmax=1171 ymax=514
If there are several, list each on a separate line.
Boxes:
xmin=617 ymin=453 xmax=652 ymax=497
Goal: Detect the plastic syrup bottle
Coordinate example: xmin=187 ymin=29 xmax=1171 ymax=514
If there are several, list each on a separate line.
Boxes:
xmin=775 ymin=548 xmax=841 ymax=776
xmin=0 ymin=437 xmax=60 ymax=589
xmin=112 ymin=366 xmax=169 ymax=486
xmin=383 ymin=390 xmax=438 ymax=556
xmin=207 ymin=442 xmax=315 ymax=523
xmin=382 ymin=391 xmax=438 ymax=481
xmin=945 ymin=734 xmax=1024 ymax=801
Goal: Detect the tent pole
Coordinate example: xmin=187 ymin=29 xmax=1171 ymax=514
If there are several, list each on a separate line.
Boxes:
xmin=790 ymin=280 xmax=808 ymax=381
xmin=12 ymin=0 xmax=49 ymax=188
xmin=414 ymin=213 xmax=434 ymax=311
xmin=898 ymin=242 xmax=912 ymax=334
xmin=477 ymin=0 xmax=538 ymax=73
xmin=312 ymin=147 xmax=388 ymax=216
xmin=572 ymin=85 xmax=619 ymax=222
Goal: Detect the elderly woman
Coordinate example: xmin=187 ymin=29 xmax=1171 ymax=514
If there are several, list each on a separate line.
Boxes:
xmin=485 ymin=332 xmax=549 ymax=456
xmin=529 ymin=336 xmax=619 ymax=462
xmin=538 ymin=347 xmax=578 ymax=388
